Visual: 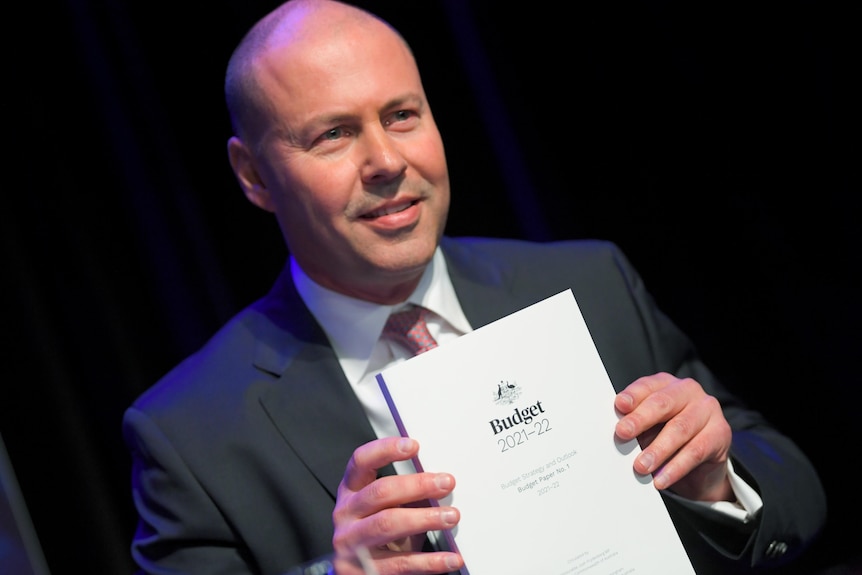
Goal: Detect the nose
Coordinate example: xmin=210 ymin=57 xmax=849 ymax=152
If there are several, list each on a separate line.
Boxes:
xmin=358 ymin=124 xmax=407 ymax=184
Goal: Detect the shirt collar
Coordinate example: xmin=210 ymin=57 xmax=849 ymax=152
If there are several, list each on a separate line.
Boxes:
xmin=291 ymin=248 xmax=472 ymax=382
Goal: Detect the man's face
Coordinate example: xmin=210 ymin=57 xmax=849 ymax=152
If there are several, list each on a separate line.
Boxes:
xmin=235 ymin=21 xmax=450 ymax=304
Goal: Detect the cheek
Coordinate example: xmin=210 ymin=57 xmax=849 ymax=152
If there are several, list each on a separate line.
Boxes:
xmin=408 ymin=137 xmax=448 ymax=183
xmin=286 ymin=161 xmax=356 ymax=216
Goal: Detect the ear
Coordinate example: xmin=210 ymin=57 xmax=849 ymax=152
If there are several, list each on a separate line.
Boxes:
xmin=227 ymin=136 xmax=275 ymax=213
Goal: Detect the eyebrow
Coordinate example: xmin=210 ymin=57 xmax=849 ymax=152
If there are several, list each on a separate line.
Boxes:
xmin=309 ymin=93 xmax=426 ymax=125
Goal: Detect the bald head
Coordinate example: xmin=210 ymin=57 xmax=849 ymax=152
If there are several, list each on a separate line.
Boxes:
xmin=224 ymin=0 xmax=411 ymax=146
xmin=222 ymin=0 xmax=449 ymax=303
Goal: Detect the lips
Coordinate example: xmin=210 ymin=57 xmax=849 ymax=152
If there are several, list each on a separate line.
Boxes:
xmin=361 ymin=199 xmax=417 ymax=219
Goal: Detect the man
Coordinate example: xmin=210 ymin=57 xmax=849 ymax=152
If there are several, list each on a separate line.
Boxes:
xmin=122 ymin=1 xmax=827 ymax=574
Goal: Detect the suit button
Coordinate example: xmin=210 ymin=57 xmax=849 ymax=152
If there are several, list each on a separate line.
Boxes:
xmin=766 ymin=540 xmax=789 ymax=558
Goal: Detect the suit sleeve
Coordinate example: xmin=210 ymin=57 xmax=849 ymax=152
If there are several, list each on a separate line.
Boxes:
xmin=123 ymin=407 xmax=257 ymax=575
xmin=607 ymin=243 xmax=827 ymax=571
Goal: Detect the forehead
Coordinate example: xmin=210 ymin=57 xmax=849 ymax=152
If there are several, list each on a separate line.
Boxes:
xmin=253 ymin=18 xmax=425 ymax=123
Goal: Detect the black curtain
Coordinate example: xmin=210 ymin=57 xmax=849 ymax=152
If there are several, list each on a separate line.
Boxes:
xmin=4 ymin=1 xmax=857 ymax=573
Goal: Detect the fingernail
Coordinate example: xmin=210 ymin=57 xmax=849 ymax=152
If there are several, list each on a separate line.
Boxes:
xmin=445 ymin=554 xmax=460 ymax=570
xmin=617 ymin=419 xmax=634 ymax=437
xmin=654 ymin=469 xmax=669 ymax=489
xmin=434 ymin=473 xmax=453 ymax=490
xmin=638 ymin=451 xmax=655 ymax=472
xmin=617 ymin=392 xmax=633 ymax=409
xmin=398 ymin=438 xmax=414 ymax=452
xmin=440 ymin=509 xmax=458 ymax=526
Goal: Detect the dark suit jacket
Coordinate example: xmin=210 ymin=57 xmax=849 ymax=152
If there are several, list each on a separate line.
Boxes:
xmin=123 ymin=237 xmax=826 ymax=575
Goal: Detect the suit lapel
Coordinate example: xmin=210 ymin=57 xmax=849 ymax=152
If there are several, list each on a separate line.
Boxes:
xmin=251 ymin=241 xmax=523 ymax=497
xmin=441 ymin=237 xmax=534 ymax=329
xmin=259 ymin=343 xmax=379 ymax=497
xmin=251 ymin=266 xmax=380 ymax=497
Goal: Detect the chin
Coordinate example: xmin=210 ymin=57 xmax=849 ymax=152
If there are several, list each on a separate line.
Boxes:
xmin=375 ymin=242 xmax=435 ymax=274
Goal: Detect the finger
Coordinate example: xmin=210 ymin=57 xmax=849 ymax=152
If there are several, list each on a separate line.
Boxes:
xmin=632 ymin=395 xmax=710 ymax=476
xmin=660 ymin=399 xmax=731 ymax=495
xmin=631 ymin=422 xmax=663 ymax=451
xmin=373 ymin=550 xmax=465 ymax=575
xmin=639 ymin=396 xmax=731 ymax=491
xmin=354 ymin=504 xmax=460 ymax=551
xmin=336 ymin=472 xmax=457 ymax=529
xmin=614 ymin=372 xmax=677 ymax=415
xmin=333 ymin=504 xmax=461 ymax=570
xmin=334 ymin=547 xmax=464 ymax=575
xmin=342 ymin=437 xmax=419 ymax=493
xmin=614 ymin=374 xmax=698 ymax=440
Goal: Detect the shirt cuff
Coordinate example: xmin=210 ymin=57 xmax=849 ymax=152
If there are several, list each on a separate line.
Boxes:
xmin=694 ymin=458 xmax=763 ymax=523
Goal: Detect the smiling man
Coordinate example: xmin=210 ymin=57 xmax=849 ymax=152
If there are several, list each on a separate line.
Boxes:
xmin=123 ymin=2 xmax=826 ymax=575
xmin=226 ymin=0 xmax=449 ymax=305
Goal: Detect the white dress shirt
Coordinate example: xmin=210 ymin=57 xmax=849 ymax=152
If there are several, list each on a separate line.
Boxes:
xmin=292 ymin=249 xmax=471 ymax=446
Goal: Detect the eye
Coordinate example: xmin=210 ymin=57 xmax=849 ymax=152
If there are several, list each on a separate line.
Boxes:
xmin=385 ymin=110 xmax=415 ymax=125
xmin=311 ymin=125 xmax=353 ymax=149
xmin=322 ymin=126 xmax=345 ymax=141
xmin=383 ymin=109 xmax=418 ymax=130
xmin=392 ymin=110 xmax=412 ymax=122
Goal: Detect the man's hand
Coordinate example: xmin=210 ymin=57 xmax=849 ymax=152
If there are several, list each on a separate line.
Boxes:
xmin=331 ymin=437 xmax=465 ymax=575
xmin=614 ymin=372 xmax=734 ymax=502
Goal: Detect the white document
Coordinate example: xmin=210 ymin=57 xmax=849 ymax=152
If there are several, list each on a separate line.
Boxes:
xmin=376 ymin=289 xmax=695 ymax=575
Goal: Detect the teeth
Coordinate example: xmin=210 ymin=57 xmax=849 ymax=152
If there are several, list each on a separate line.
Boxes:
xmin=367 ymin=202 xmax=411 ymax=218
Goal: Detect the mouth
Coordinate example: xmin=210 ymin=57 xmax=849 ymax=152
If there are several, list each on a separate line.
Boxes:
xmin=360 ymin=199 xmax=418 ymax=219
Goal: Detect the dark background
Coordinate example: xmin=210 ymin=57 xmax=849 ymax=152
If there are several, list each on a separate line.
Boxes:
xmin=4 ymin=0 xmax=857 ymax=573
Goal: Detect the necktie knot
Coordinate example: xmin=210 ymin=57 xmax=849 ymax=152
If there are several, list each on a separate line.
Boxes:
xmin=383 ymin=305 xmax=438 ymax=356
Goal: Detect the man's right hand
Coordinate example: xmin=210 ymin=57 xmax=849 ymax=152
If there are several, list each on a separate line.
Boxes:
xmin=331 ymin=437 xmax=464 ymax=575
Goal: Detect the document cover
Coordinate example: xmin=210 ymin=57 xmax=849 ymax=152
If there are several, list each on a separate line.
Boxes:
xmin=376 ymin=289 xmax=695 ymax=575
